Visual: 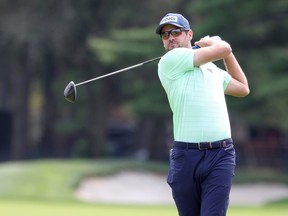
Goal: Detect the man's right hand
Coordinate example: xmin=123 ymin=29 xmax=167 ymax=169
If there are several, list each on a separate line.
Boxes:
xmin=194 ymin=35 xmax=221 ymax=48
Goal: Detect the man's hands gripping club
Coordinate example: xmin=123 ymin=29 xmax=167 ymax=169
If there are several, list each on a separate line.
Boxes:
xmin=193 ymin=35 xmax=232 ymax=67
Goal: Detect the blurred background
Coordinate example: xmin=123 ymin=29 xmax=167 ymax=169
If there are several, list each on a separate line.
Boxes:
xmin=0 ymin=0 xmax=288 ymax=215
xmin=0 ymin=0 xmax=288 ymax=216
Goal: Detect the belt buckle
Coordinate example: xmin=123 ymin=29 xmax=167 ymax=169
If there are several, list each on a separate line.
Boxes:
xmin=198 ymin=143 xmax=208 ymax=150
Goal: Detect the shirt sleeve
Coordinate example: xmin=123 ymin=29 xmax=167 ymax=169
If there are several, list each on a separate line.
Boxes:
xmin=158 ymin=48 xmax=195 ymax=80
xmin=220 ymin=68 xmax=231 ymax=90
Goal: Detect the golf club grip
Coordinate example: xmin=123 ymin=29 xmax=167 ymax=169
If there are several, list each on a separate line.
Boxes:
xmin=142 ymin=56 xmax=162 ymax=65
xmin=142 ymin=46 xmax=199 ymax=66
xmin=192 ymin=36 xmax=221 ymax=49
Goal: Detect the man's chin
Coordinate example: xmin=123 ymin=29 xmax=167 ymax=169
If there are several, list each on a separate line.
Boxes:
xmin=167 ymin=44 xmax=179 ymax=51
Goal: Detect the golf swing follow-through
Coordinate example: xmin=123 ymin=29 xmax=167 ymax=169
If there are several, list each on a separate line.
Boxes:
xmin=64 ymin=12 xmax=249 ymax=216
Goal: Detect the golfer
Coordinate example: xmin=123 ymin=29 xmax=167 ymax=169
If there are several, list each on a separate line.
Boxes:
xmin=156 ymin=13 xmax=249 ymax=216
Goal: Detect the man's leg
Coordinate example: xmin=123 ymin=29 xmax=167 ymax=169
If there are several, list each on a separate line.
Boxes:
xmin=201 ymin=146 xmax=236 ymax=216
xmin=167 ymin=148 xmax=205 ymax=216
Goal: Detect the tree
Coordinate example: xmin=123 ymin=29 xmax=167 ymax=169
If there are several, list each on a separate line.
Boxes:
xmin=1 ymin=0 xmax=286 ymax=162
xmin=186 ymin=0 xmax=288 ymax=130
xmin=0 ymin=0 xmax=173 ymax=160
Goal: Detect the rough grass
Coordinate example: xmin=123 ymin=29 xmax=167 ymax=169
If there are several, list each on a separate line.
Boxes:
xmin=233 ymin=167 xmax=288 ymax=185
xmin=0 ymin=159 xmax=168 ymax=201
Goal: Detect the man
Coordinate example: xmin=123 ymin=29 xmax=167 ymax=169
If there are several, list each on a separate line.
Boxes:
xmin=155 ymin=13 xmax=249 ymax=216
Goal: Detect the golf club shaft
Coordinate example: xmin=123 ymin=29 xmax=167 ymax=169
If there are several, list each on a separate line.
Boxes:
xmin=75 ymin=56 xmax=162 ymax=87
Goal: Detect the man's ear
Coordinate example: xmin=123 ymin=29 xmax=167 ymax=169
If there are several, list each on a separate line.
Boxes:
xmin=189 ymin=30 xmax=193 ymax=40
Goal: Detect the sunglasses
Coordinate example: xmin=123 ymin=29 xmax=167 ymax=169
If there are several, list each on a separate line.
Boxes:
xmin=160 ymin=29 xmax=186 ymax=40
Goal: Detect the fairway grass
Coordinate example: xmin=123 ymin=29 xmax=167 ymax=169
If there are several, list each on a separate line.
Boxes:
xmin=0 ymin=200 xmax=177 ymax=216
xmin=1 ymin=199 xmax=288 ymax=216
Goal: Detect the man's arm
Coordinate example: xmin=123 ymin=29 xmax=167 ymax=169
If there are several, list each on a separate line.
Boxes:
xmin=193 ymin=37 xmax=232 ymax=67
xmin=224 ymin=53 xmax=250 ymax=97
xmin=193 ymin=36 xmax=249 ymax=97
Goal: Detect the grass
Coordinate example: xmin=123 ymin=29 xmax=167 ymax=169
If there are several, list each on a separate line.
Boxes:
xmin=228 ymin=200 xmax=288 ymax=216
xmin=0 ymin=159 xmax=288 ymax=215
xmin=0 ymin=199 xmax=288 ymax=216
xmin=0 ymin=199 xmax=178 ymax=216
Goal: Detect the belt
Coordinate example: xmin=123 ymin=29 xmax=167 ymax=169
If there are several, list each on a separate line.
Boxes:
xmin=174 ymin=138 xmax=232 ymax=150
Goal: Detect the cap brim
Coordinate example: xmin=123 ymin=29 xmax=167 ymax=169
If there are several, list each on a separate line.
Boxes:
xmin=155 ymin=23 xmax=184 ymax=34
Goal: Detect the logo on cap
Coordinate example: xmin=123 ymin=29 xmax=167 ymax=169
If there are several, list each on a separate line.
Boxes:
xmin=160 ymin=16 xmax=178 ymax=24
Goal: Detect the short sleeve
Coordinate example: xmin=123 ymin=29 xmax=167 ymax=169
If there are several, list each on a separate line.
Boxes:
xmin=221 ymin=68 xmax=231 ymax=90
xmin=158 ymin=48 xmax=194 ymax=80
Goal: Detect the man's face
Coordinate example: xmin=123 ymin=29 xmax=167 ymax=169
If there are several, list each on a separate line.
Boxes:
xmin=161 ymin=24 xmax=193 ymax=52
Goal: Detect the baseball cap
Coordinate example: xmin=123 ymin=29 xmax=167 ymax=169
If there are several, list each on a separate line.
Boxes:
xmin=155 ymin=13 xmax=190 ymax=34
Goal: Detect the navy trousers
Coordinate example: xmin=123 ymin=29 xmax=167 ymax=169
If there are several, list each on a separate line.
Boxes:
xmin=167 ymin=141 xmax=235 ymax=216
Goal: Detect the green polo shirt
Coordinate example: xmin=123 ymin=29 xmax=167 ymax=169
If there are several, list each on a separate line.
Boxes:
xmin=158 ymin=48 xmax=231 ymax=142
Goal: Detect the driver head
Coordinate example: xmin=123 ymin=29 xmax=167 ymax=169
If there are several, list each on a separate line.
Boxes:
xmin=64 ymin=81 xmax=77 ymax=103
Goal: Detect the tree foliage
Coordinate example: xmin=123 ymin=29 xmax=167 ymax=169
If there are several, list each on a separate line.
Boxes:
xmin=185 ymin=0 xmax=288 ymax=130
xmin=0 ymin=0 xmax=287 ymax=160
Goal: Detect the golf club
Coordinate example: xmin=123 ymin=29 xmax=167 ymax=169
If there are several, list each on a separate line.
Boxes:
xmin=64 ymin=56 xmax=161 ymax=103
xmin=64 ymin=45 xmax=201 ymax=103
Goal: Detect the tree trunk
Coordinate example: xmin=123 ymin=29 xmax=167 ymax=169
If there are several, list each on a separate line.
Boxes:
xmin=87 ymin=79 xmax=109 ymax=157
xmin=38 ymin=49 xmax=61 ymax=157
xmin=136 ymin=117 xmax=169 ymax=160
xmin=10 ymin=44 xmax=31 ymax=160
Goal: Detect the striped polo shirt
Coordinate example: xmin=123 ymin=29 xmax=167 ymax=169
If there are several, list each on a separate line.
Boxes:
xmin=158 ymin=48 xmax=231 ymax=142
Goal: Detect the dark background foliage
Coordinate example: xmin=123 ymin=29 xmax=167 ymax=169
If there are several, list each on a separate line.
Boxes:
xmin=0 ymin=0 xmax=287 ymax=168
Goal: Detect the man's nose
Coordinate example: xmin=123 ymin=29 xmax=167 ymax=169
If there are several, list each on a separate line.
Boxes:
xmin=168 ymin=34 xmax=175 ymax=40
